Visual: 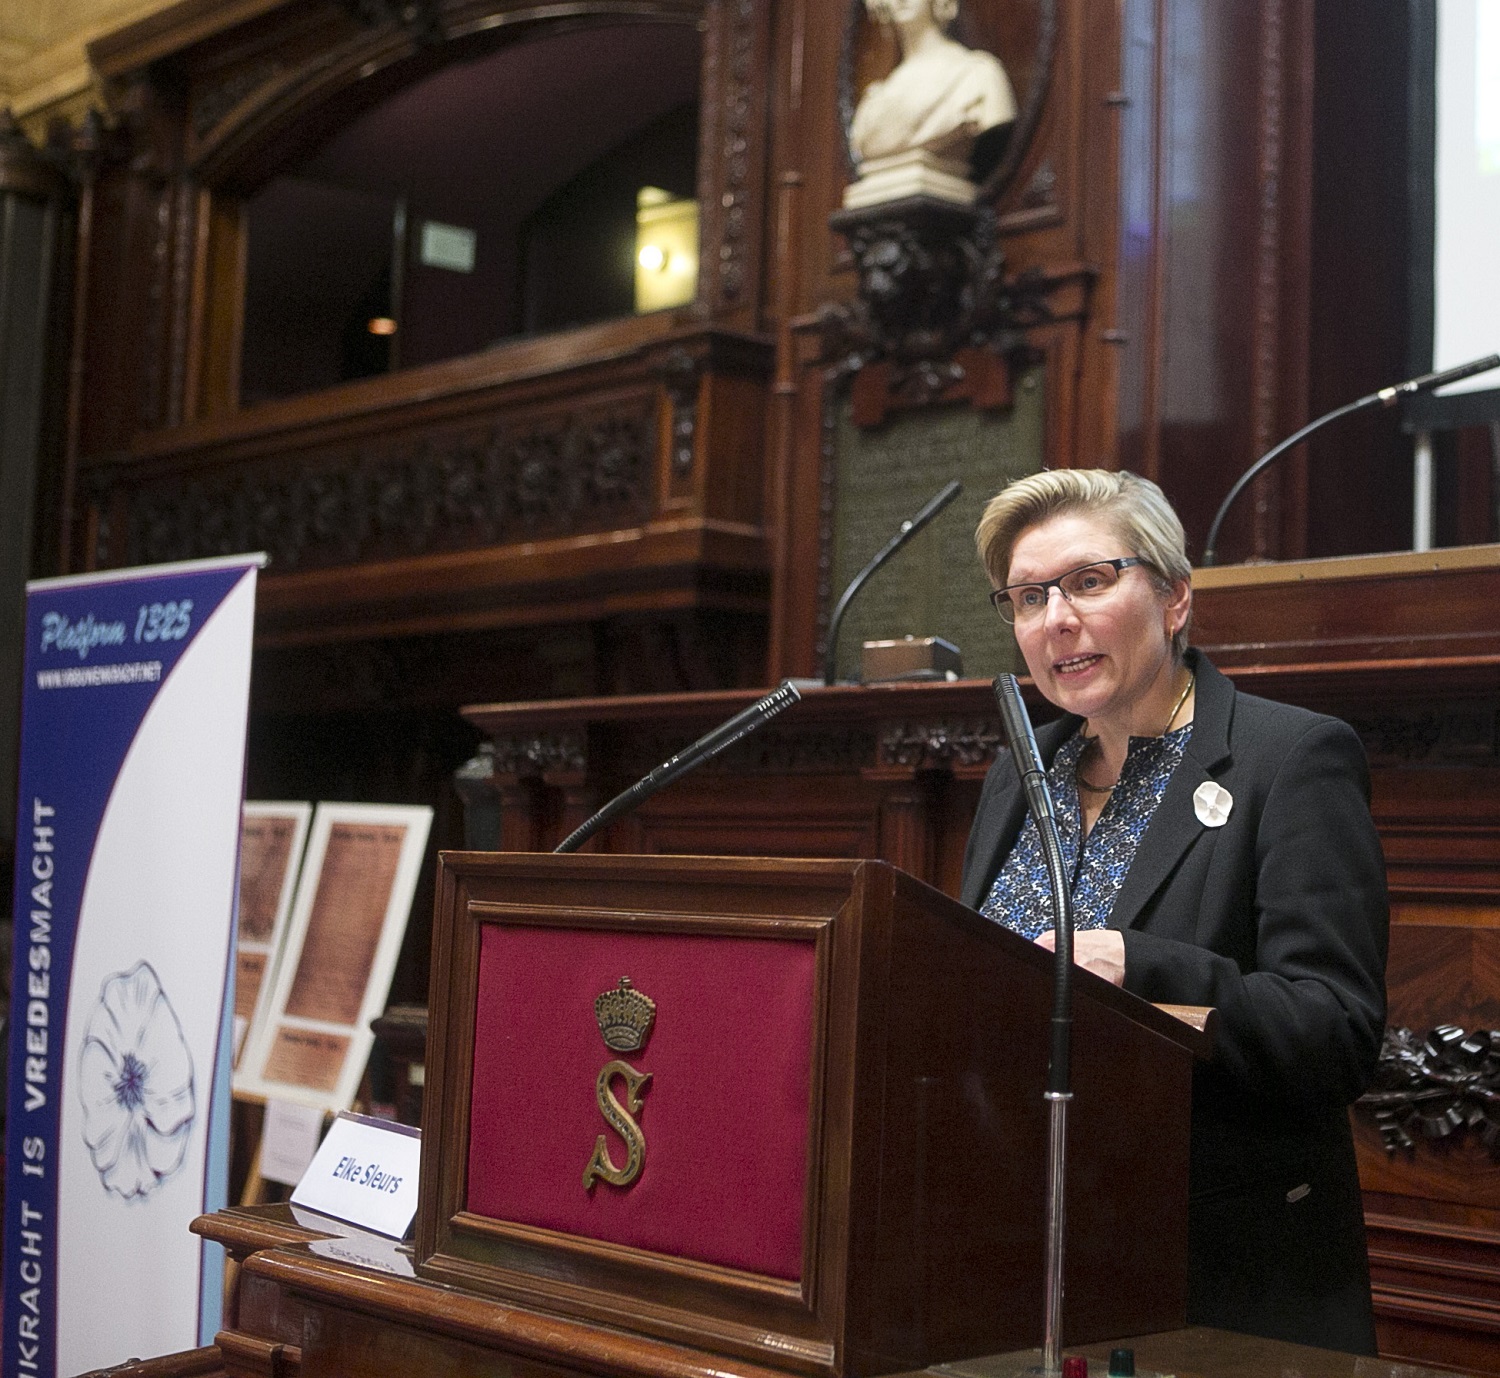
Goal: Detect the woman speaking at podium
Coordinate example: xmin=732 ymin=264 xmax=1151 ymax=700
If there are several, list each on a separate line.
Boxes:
xmin=960 ymin=469 xmax=1388 ymax=1354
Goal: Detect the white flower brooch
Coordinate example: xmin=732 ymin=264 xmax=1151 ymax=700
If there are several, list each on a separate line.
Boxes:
xmin=1193 ymin=781 xmax=1234 ymax=828
xmin=78 ymin=961 xmax=196 ymax=1200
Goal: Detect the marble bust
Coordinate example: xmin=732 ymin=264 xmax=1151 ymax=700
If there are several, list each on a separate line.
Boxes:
xmin=850 ymin=0 xmax=1017 ymax=171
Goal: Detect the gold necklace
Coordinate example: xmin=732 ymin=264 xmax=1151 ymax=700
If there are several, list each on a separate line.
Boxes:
xmin=1162 ymin=670 xmax=1196 ymax=732
xmin=1075 ymin=671 xmax=1196 ymax=795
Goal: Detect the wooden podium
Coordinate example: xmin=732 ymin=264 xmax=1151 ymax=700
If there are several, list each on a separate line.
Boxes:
xmin=186 ymin=851 xmax=1209 ymax=1378
xmin=208 ymin=851 xmax=1198 ymax=1378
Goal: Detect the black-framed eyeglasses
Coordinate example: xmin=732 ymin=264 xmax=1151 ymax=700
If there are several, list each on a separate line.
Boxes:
xmin=989 ymin=557 xmax=1145 ymax=624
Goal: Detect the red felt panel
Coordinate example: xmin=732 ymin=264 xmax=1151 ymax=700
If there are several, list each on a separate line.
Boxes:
xmin=466 ymin=923 xmax=817 ymax=1280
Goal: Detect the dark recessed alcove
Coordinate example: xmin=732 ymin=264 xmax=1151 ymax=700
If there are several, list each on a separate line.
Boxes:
xmin=520 ymin=103 xmax=698 ymax=336
xmin=240 ymin=18 xmax=701 ymax=405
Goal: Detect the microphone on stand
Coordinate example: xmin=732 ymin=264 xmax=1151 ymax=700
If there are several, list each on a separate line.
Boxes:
xmin=993 ymin=672 xmax=1073 ymax=1375
xmin=823 ymin=480 xmax=962 ymax=686
xmin=1200 ymin=352 xmax=1500 ymax=566
xmin=553 ymin=680 xmax=802 ymax=854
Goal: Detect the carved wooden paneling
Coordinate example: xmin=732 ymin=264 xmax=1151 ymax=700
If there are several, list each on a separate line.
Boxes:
xmin=118 ymin=400 xmax=656 ymax=573
xmin=1192 ymin=547 xmax=1500 ymax=670
xmin=1367 ymin=1213 xmax=1500 ymax=1375
xmin=1353 ymin=892 xmax=1500 ymax=1374
xmin=78 ymin=328 xmax=772 ymax=645
xmin=1378 ymin=815 xmax=1500 ymax=901
xmin=697 ymin=0 xmax=770 ymax=320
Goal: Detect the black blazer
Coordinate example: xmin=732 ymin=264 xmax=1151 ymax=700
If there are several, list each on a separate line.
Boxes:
xmin=960 ymin=649 xmax=1389 ymax=1353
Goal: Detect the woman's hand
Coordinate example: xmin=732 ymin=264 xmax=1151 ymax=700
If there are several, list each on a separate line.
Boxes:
xmin=1035 ymin=929 xmax=1126 ymax=986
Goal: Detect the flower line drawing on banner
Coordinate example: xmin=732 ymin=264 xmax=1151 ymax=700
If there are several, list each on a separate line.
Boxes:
xmin=78 ymin=961 xmax=196 ymax=1200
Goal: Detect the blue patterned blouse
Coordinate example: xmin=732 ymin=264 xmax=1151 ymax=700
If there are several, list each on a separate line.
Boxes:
xmin=980 ymin=722 xmax=1193 ymax=938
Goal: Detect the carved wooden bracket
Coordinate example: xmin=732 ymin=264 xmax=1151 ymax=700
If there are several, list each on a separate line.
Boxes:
xmin=815 ymin=196 xmax=1093 ymax=427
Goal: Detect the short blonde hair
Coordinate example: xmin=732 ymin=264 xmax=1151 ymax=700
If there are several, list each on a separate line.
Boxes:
xmin=976 ymin=469 xmax=1193 ymax=657
xmin=865 ymin=0 xmax=960 ymax=25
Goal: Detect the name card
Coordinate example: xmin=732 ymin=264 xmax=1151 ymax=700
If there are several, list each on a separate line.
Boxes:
xmin=291 ymin=1111 xmax=421 ymax=1239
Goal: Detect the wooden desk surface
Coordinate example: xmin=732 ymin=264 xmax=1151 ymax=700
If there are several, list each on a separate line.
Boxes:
xmin=187 ymin=1209 xmax=1468 ymax=1378
xmin=915 ymin=1326 xmax=1461 ymax=1378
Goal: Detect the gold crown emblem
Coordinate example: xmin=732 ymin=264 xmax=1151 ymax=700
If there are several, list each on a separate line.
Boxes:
xmin=594 ymin=977 xmax=656 ymax=1053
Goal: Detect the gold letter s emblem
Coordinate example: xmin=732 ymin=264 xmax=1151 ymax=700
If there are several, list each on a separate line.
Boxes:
xmin=582 ymin=1060 xmax=651 ymax=1190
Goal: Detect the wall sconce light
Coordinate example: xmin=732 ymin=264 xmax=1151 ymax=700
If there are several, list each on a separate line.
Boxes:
xmin=367 ymin=316 xmax=398 ymax=336
xmin=634 ymin=186 xmax=698 ymax=314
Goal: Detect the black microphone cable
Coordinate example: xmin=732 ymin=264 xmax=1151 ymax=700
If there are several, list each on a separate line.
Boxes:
xmin=1201 ymin=353 xmax=1500 ymax=566
xmin=553 ymin=680 xmax=802 ymax=854
xmin=823 ymin=480 xmax=962 ymax=686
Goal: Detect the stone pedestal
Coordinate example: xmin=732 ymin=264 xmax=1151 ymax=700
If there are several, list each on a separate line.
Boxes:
xmin=842 ymin=149 xmax=977 ymax=210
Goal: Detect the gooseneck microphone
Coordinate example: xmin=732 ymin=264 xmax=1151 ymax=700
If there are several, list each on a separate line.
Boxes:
xmin=553 ymin=680 xmax=802 ymax=854
xmin=993 ymin=672 xmax=1073 ymax=1375
xmin=822 ymin=480 xmax=962 ymax=686
xmin=1200 ymin=352 xmax=1500 ymax=566
xmin=993 ymin=674 xmax=1073 ymax=1087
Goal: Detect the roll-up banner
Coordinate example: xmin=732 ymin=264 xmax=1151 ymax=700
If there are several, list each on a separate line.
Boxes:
xmin=3 ymin=554 xmax=263 ymax=1378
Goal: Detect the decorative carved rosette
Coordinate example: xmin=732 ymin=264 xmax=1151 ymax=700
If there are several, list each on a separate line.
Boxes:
xmin=1358 ymin=1025 xmax=1500 ymax=1157
xmin=878 ymin=719 xmax=1002 ymax=771
xmin=1348 ymin=708 xmax=1500 ymax=766
xmin=486 ymin=731 xmax=588 ymax=781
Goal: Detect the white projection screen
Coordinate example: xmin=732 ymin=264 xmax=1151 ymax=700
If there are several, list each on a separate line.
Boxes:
xmin=1411 ymin=0 xmax=1500 ymax=426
